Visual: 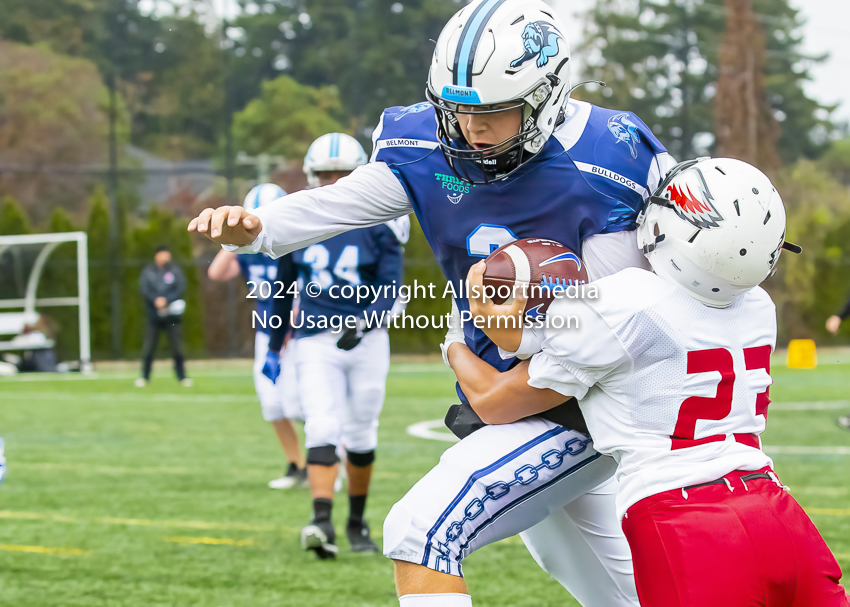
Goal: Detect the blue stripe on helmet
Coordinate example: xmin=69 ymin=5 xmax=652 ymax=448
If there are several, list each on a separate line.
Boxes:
xmin=452 ymin=0 xmax=490 ymax=86
xmin=454 ymin=0 xmax=507 ymax=89
xmin=330 ymin=133 xmax=339 ymax=158
xmin=253 ymin=187 xmax=262 ymax=209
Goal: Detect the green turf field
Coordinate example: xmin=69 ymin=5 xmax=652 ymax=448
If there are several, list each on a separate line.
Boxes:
xmin=1 ymin=358 xmax=848 ymax=606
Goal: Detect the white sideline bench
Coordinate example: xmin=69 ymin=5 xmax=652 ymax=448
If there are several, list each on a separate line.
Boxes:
xmin=0 ymin=312 xmax=55 ymax=352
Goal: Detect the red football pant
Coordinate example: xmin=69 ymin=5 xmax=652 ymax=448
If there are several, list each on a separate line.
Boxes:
xmin=622 ymin=467 xmax=849 ymax=607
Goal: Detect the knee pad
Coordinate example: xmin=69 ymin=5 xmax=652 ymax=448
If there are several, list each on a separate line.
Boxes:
xmin=307 ymin=445 xmax=339 ymax=467
xmin=346 ymin=449 xmax=375 ymax=468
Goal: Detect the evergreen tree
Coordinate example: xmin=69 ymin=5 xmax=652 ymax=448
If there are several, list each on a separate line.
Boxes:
xmin=579 ymin=0 xmax=833 ymax=162
xmin=0 ymin=197 xmax=32 ymax=304
xmin=86 ymin=188 xmax=113 ymax=358
xmin=42 ymin=207 xmax=81 ymax=361
xmin=0 ymin=196 xmax=32 ymax=235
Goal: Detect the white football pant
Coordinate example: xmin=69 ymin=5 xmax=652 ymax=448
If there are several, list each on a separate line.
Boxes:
xmin=383 ymin=417 xmax=639 ymax=606
xmin=253 ymin=331 xmax=301 ymax=422
xmin=294 ymin=328 xmax=390 ymax=453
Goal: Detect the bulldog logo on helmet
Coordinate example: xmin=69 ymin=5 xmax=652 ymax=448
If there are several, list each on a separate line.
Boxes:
xmin=666 ymin=176 xmax=725 ymax=230
xmin=395 ymin=102 xmax=431 ymax=121
xmin=510 ymin=22 xmax=563 ymax=69
xmin=608 ymin=113 xmax=642 ymax=159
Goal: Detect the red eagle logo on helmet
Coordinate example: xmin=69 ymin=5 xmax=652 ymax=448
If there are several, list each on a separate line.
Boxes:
xmin=666 ymin=181 xmax=724 ymax=230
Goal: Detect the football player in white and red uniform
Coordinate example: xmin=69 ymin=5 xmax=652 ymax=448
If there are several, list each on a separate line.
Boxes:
xmin=446 ymin=158 xmax=850 ymax=607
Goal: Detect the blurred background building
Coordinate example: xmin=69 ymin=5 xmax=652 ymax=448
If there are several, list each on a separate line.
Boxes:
xmin=0 ymin=0 xmax=848 ymax=364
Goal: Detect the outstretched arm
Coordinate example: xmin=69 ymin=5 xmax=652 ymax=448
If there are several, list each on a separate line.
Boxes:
xmin=189 ymin=162 xmax=412 ymax=257
xmin=827 ymin=294 xmax=850 ymax=334
xmin=446 ymin=342 xmax=564 ymax=425
xmin=207 ymin=250 xmax=241 ymax=281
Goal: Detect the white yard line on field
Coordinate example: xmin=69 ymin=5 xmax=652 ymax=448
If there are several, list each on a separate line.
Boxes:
xmin=406 ymin=419 xmax=459 ymax=443
xmin=0 ymin=362 xmax=449 ymax=383
xmin=389 ymin=364 xmax=453 ymax=374
xmin=0 ymin=373 xmax=105 ymax=382
xmin=0 ymin=370 xmax=255 ymax=383
xmin=765 ymin=446 xmax=850 ymax=455
xmin=0 ymin=391 xmax=257 ymax=403
xmin=770 ymin=401 xmax=850 ymax=411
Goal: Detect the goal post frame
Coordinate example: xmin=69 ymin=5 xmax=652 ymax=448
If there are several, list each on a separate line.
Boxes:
xmin=0 ymin=232 xmax=91 ymax=373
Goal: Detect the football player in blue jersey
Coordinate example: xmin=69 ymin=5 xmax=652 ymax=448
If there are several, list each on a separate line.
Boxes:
xmin=190 ymin=1 xmax=675 ymax=604
xmin=263 ymin=133 xmax=409 ymax=558
xmin=207 ymin=184 xmax=307 ymax=490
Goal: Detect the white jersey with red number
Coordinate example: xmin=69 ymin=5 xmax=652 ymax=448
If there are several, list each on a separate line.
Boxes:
xmin=514 ymin=267 xmax=775 ymax=520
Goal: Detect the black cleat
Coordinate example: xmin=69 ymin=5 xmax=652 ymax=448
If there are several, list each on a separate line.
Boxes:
xmin=301 ymin=519 xmax=338 ymax=559
xmin=346 ymin=519 xmax=378 ymax=553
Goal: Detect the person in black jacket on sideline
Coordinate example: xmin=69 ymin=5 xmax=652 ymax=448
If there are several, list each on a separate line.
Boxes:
xmin=137 ymin=245 xmax=190 ymax=387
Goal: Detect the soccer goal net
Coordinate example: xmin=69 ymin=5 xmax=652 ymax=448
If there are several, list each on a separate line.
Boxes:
xmin=0 ymin=232 xmax=91 ymax=373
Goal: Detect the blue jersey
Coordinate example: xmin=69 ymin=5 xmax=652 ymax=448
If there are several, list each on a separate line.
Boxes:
xmin=373 ymin=100 xmax=669 ymax=400
xmin=291 ymin=225 xmax=403 ymax=337
xmin=237 ymin=253 xmax=279 ymax=334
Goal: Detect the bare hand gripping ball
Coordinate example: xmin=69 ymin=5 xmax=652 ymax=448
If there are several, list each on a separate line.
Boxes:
xmin=483 ymin=238 xmax=589 ymax=317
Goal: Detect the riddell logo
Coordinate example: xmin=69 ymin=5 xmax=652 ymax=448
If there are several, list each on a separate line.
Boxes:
xmin=667 ymin=183 xmax=724 ymax=229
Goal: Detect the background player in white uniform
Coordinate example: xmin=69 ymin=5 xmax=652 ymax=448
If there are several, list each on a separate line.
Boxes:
xmin=207 ymin=184 xmax=306 ymax=489
xmin=264 ymin=133 xmax=409 ymax=558
xmin=189 ymin=1 xmax=674 ymax=604
xmin=450 ymin=158 xmax=848 ymax=606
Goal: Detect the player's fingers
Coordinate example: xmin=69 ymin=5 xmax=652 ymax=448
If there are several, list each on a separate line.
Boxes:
xmin=467 ymin=261 xmax=486 ymax=301
xmin=209 ymin=207 xmax=231 ymax=239
xmin=227 ymin=206 xmax=244 ymax=227
xmin=509 ymin=283 xmax=528 ymax=315
xmin=193 ymin=208 xmax=215 ymax=233
xmin=242 ymin=213 xmax=257 ymax=230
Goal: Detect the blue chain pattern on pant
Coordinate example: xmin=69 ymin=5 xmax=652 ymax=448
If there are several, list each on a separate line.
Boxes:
xmin=433 ymin=436 xmax=592 ymax=573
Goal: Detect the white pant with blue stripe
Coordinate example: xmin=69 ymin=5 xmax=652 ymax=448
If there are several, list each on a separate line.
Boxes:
xmin=383 ymin=417 xmax=639 ymax=606
xmin=253 ymin=331 xmax=302 ymax=422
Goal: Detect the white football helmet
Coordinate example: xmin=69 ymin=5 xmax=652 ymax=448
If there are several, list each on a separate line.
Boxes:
xmin=303 ymin=132 xmax=368 ymax=188
xmin=636 ymin=157 xmax=801 ymax=308
xmin=243 ymin=183 xmax=286 ymax=211
xmin=427 ymin=0 xmax=571 ymax=183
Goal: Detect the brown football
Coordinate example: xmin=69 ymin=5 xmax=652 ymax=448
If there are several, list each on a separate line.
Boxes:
xmin=483 ymin=238 xmax=589 ymax=317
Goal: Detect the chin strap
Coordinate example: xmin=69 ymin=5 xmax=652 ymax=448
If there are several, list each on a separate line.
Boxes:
xmin=642 ymin=234 xmax=666 ymax=255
